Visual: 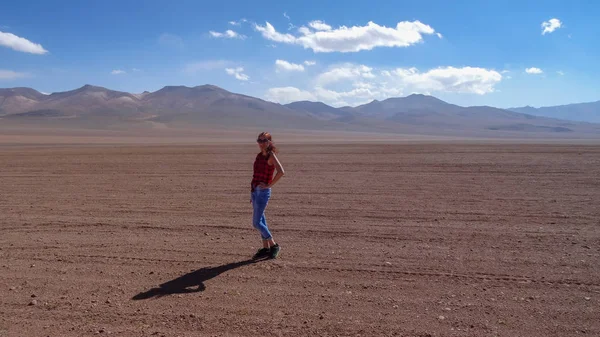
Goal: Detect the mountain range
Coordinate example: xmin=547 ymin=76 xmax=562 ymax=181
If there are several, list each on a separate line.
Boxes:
xmin=509 ymin=101 xmax=600 ymax=123
xmin=1 ymin=84 xmax=599 ymax=138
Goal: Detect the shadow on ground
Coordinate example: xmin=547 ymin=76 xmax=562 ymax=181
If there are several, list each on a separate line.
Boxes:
xmin=132 ymin=259 xmax=262 ymax=300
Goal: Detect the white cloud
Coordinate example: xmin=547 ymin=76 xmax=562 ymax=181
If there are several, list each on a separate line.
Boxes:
xmin=557 ymin=70 xmax=565 ymax=76
xmin=313 ymin=86 xmax=376 ymax=106
xmin=388 ymin=66 xmax=502 ymax=95
xmin=0 ymin=69 xmax=29 ymax=80
xmin=209 ymin=30 xmax=246 ymax=39
xmin=317 ymin=64 xmax=375 ymax=85
xmin=158 ymin=33 xmax=184 ymax=49
xmin=229 ymin=19 xmax=247 ymax=26
xmin=283 ymin=12 xmax=290 ymax=20
xmin=266 ymin=85 xmax=377 ymax=107
xmin=304 ymin=60 xmax=316 ymax=66
xmin=542 ymin=18 xmax=562 ymax=35
xmin=254 ymin=22 xmax=296 ymax=43
xmin=132 ymin=68 xmax=141 ymax=72
xmin=225 ymin=67 xmax=249 ymax=81
xmin=297 ymin=26 xmax=312 ymax=35
xmin=308 ymin=20 xmax=332 ymax=31
xmin=254 ymin=20 xmax=439 ymax=53
xmin=267 ymin=64 xmax=503 ymax=107
xmin=275 ymin=59 xmax=305 ymax=72
xmin=525 ymin=67 xmax=543 ymax=74
xmin=266 ymin=87 xmax=316 ymax=104
xmin=184 ymin=60 xmax=231 ymax=74
xmin=436 ymin=33 xmax=443 ymax=38
xmin=111 ymin=69 xmax=126 ymax=75
xmin=0 ymin=31 xmax=47 ymax=54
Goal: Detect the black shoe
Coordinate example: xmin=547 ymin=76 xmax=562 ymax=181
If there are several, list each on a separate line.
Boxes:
xmin=252 ymin=247 xmax=270 ymax=260
xmin=269 ymin=244 xmax=281 ymax=259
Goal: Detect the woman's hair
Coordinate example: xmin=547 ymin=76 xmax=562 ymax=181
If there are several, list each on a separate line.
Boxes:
xmin=258 ymin=131 xmax=278 ymax=154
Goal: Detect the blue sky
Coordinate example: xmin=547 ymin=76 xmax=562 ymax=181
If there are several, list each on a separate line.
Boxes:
xmin=1 ymin=0 xmax=598 ymax=108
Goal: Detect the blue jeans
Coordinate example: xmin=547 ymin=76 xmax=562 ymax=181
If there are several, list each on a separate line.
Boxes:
xmin=251 ymin=186 xmax=272 ymax=240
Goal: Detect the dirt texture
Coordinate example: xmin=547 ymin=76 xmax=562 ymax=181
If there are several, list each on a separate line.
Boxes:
xmin=1 ymin=143 xmax=599 ymax=337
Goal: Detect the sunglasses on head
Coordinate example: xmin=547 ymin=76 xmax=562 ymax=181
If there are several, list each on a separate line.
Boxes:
xmin=257 ymin=138 xmax=269 ymax=143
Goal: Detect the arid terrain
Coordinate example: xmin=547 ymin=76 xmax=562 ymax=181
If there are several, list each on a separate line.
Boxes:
xmin=1 ymin=140 xmax=599 ymax=337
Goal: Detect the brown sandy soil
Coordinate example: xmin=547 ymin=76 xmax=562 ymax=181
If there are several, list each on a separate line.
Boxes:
xmin=1 ymin=143 xmax=599 ymax=337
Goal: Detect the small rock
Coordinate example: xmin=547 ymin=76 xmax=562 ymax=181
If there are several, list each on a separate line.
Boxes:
xmin=31 ymin=294 xmax=37 ymax=298
xmin=204 ymin=233 xmax=209 ymax=236
xmin=584 ymin=297 xmax=591 ymax=301
xmin=29 ymin=299 xmax=38 ymax=306
xmin=385 ymin=262 xmax=392 ymax=266
xmin=149 ymin=271 xmax=154 ymax=275
xmin=393 ymin=305 xmax=399 ymax=309
xmin=444 ymin=307 xmax=451 ymax=311
xmin=9 ymin=286 xmax=16 ymax=291
xmin=438 ymin=315 xmax=445 ymax=320
xmin=105 ymin=300 xmax=111 ymax=304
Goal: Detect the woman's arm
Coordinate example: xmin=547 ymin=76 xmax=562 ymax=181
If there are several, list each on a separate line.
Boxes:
xmin=266 ymin=153 xmax=285 ymax=188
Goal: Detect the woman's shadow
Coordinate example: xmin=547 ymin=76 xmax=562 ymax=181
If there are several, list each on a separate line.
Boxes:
xmin=132 ymin=258 xmax=263 ymax=300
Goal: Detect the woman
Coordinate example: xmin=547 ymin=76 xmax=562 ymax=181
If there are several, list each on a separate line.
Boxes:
xmin=250 ymin=132 xmax=285 ymax=260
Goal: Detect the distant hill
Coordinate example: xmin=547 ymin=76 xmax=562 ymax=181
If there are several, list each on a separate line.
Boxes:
xmin=1 ymin=84 xmax=599 ymax=138
xmin=284 ymin=101 xmax=352 ymax=120
xmin=509 ymin=100 xmax=600 ymax=123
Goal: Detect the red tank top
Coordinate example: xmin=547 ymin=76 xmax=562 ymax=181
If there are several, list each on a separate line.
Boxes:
xmin=251 ymin=152 xmax=275 ymax=190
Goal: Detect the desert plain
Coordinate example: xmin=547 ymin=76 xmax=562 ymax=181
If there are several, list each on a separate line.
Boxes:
xmin=1 ymin=132 xmax=599 ymax=337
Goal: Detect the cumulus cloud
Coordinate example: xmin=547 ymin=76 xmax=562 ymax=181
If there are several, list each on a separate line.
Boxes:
xmin=209 ymin=30 xmax=246 ymax=39
xmin=266 ymin=85 xmax=376 ymax=107
xmin=266 ymin=64 xmax=503 ymax=107
xmin=557 ymin=70 xmax=565 ymax=76
xmin=317 ymin=64 xmax=375 ymax=85
xmin=111 ymin=69 xmax=126 ymax=75
xmin=0 ymin=31 xmax=47 ymax=54
xmin=308 ymin=20 xmax=332 ymax=31
xmin=304 ymin=60 xmax=316 ymax=66
xmin=542 ymin=18 xmax=562 ymax=35
xmin=525 ymin=67 xmax=543 ymax=74
xmin=0 ymin=69 xmax=29 ymax=80
xmin=275 ymin=59 xmax=305 ymax=72
xmin=254 ymin=22 xmax=296 ymax=43
xmin=297 ymin=26 xmax=312 ymax=35
xmin=254 ymin=20 xmax=439 ymax=53
xmin=225 ymin=67 xmax=249 ymax=81
xmin=388 ymin=66 xmax=502 ymax=95
xmin=265 ymin=87 xmax=316 ymax=104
